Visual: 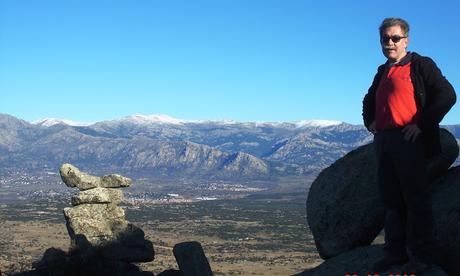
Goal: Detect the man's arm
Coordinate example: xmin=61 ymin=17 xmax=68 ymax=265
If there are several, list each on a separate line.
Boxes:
xmin=362 ymin=65 xmax=385 ymax=130
xmin=362 ymin=92 xmax=375 ymax=130
xmin=416 ymin=57 xmax=456 ymax=130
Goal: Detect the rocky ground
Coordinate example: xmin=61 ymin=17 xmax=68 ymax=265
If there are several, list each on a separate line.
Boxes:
xmin=0 ymin=220 xmax=69 ymax=274
xmin=0 ymin=195 xmax=323 ymax=275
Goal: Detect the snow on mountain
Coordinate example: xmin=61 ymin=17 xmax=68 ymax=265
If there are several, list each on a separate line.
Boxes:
xmin=294 ymin=120 xmax=343 ymax=128
xmin=117 ymin=114 xmax=188 ymax=125
xmin=32 ymin=114 xmax=343 ymax=128
xmin=32 ymin=118 xmax=94 ymax=127
xmin=251 ymin=120 xmax=343 ymax=129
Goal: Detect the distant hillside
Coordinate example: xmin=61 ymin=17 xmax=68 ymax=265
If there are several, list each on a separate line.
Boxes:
xmin=1 ymin=113 xmax=459 ymax=183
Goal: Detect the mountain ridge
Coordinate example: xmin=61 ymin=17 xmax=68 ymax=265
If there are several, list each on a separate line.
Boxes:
xmin=28 ymin=113 xmax=344 ymax=128
xmin=2 ymin=113 xmax=459 ymax=186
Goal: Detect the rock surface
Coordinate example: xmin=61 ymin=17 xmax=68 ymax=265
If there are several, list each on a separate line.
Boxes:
xmin=97 ymin=224 xmax=156 ymax=263
xmin=296 ymin=245 xmax=448 ymax=276
xmin=306 ymin=128 xmax=459 ymax=259
xmin=63 ymin=203 xmax=127 ymax=246
xmin=60 ymin=163 xmax=131 ymax=190
xmin=173 ymin=241 xmax=213 ymax=276
xmin=71 ymin=187 xmax=123 ymax=206
xmin=426 ymin=129 xmax=460 ymax=182
xmin=306 ymin=142 xmax=382 ymax=260
xmin=430 ymin=166 xmax=460 ymax=276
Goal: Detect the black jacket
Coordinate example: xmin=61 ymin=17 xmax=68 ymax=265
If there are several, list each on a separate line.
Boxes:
xmin=362 ymin=52 xmax=456 ymax=157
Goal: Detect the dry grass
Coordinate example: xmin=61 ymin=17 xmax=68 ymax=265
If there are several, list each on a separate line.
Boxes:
xmin=0 ymin=219 xmax=322 ymax=275
xmin=0 ymin=195 xmax=325 ymax=275
xmin=0 ymin=220 xmax=69 ymax=274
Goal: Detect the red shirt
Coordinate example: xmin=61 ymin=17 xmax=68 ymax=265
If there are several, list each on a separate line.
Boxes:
xmin=375 ymin=61 xmax=419 ymax=130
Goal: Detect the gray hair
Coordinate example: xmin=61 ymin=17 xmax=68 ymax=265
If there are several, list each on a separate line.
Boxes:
xmin=379 ymin=18 xmax=410 ymax=36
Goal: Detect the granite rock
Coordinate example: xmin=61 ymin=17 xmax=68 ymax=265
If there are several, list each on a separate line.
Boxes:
xmin=296 ymin=245 xmax=448 ymax=276
xmin=306 ymin=129 xmax=459 ymax=259
xmin=71 ymin=187 xmax=124 ymax=206
xmin=59 ymin=163 xmax=131 ymax=190
xmin=63 ymin=203 xmax=127 ymax=246
xmin=430 ymin=166 xmax=460 ymax=276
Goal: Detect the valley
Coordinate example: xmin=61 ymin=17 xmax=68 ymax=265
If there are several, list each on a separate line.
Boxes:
xmin=0 ymin=193 xmax=322 ymax=275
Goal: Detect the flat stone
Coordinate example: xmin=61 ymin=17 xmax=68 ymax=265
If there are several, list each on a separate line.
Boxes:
xmin=60 ymin=163 xmax=101 ymax=190
xmin=71 ymin=187 xmax=124 ymax=206
xmin=100 ymin=174 xmax=132 ymax=188
xmin=60 ymin=163 xmax=132 ymax=190
xmin=63 ymin=203 xmax=126 ymax=247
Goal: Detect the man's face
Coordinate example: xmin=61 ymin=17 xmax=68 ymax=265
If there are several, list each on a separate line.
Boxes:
xmin=380 ymin=25 xmax=409 ymax=63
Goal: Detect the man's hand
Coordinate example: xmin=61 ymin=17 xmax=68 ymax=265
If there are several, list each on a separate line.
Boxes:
xmin=368 ymin=121 xmax=377 ymax=134
xmin=402 ymin=124 xmax=422 ymax=142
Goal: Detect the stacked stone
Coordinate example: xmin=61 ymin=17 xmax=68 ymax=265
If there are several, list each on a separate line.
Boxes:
xmin=59 ymin=163 xmax=154 ymax=263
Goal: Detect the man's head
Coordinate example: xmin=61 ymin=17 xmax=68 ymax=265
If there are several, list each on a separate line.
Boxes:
xmin=379 ymin=18 xmax=410 ymax=63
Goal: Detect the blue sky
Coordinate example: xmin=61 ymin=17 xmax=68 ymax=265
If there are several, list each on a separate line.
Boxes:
xmin=1 ymin=0 xmax=459 ymax=124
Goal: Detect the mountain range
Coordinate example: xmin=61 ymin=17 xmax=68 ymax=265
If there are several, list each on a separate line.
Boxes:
xmin=1 ymin=113 xmax=459 ymax=185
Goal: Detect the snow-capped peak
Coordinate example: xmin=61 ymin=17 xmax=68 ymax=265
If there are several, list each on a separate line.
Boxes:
xmin=32 ymin=118 xmax=93 ymax=127
xmin=32 ymin=115 xmax=343 ymax=128
xmin=117 ymin=115 xmax=343 ymax=127
xmin=121 ymin=114 xmax=187 ymax=125
xmin=294 ymin=120 xmax=343 ymax=128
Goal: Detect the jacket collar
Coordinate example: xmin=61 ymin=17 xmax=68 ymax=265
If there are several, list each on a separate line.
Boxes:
xmin=386 ymin=52 xmax=412 ymax=66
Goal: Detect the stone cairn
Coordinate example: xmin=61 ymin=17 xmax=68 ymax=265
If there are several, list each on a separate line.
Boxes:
xmin=59 ymin=163 xmax=155 ymax=267
xmin=30 ymin=164 xmax=214 ymax=275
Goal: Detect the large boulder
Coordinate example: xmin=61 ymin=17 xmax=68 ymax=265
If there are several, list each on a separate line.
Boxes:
xmin=301 ymin=166 xmax=460 ymax=275
xmin=430 ymin=166 xmax=460 ymax=276
xmin=307 ymin=129 xmax=459 ymax=259
xmin=295 ymin=244 xmax=448 ymax=276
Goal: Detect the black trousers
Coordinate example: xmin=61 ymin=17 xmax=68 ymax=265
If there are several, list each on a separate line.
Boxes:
xmin=374 ymin=129 xmax=433 ymax=260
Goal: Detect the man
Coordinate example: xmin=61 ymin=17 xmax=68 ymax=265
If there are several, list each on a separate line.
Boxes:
xmin=362 ymin=18 xmax=456 ymax=273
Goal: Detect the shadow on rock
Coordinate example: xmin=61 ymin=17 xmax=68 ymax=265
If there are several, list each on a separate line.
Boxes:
xmin=296 ymin=244 xmax=448 ymax=276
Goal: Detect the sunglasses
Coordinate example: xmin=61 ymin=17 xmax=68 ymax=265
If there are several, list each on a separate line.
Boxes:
xmin=380 ymin=35 xmax=407 ymax=44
